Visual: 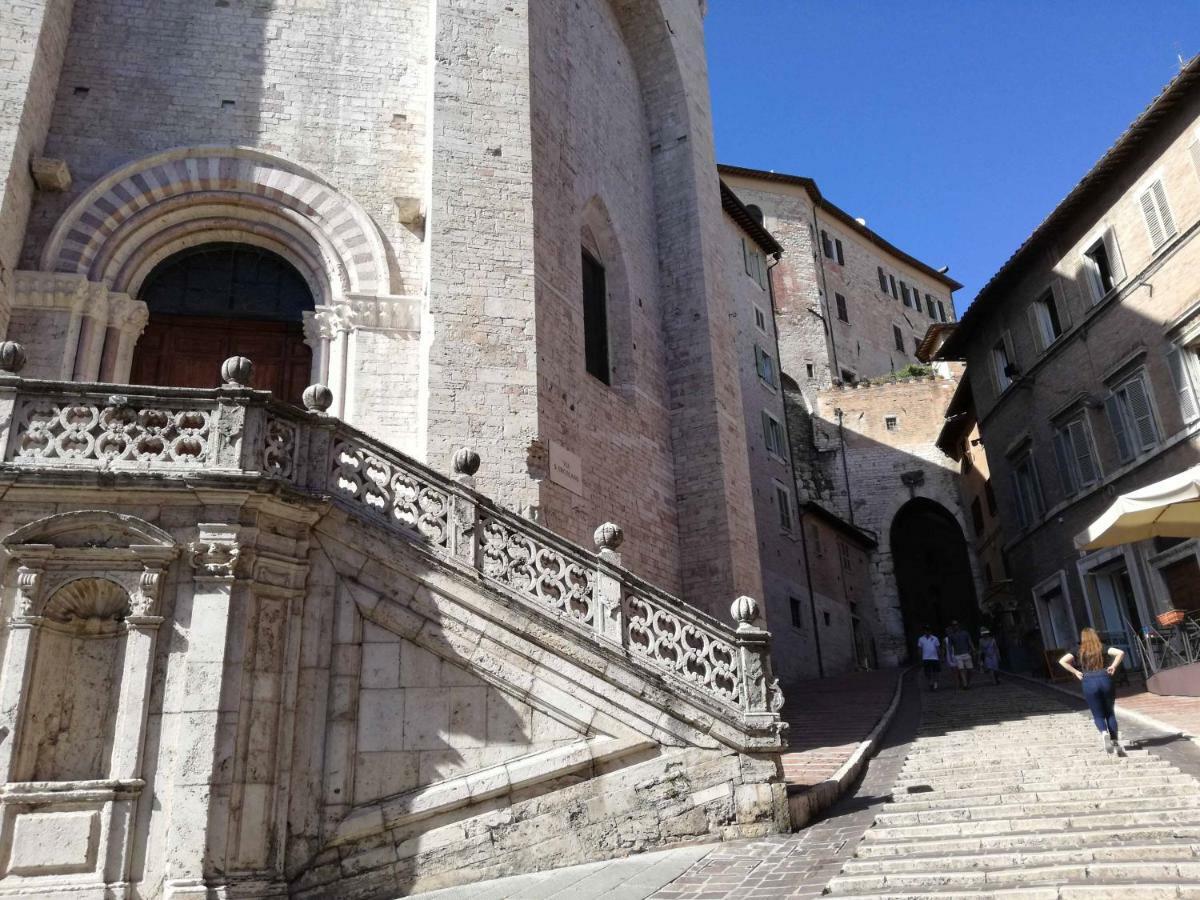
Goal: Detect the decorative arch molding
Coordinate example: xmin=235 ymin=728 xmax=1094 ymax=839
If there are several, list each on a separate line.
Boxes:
xmin=40 ymin=146 xmax=393 ymax=301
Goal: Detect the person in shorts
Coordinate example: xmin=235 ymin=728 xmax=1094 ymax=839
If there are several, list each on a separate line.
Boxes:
xmin=979 ymin=627 xmax=1001 ymax=685
xmin=947 ymin=621 xmax=975 ymax=689
xmin=917 ymin=626 xmax=942 ymax=691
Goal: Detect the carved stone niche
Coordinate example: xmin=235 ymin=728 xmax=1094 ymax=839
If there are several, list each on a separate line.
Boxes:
xmin=0 ymin=511 xmax=177 ymax=897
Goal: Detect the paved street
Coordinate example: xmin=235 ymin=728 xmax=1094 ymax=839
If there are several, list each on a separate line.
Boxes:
xmin=407 ymin=675 xmax=1200 ymax=899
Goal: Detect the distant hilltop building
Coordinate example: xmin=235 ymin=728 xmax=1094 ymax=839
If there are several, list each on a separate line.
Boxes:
xmin=0 ymin=1 xmax=978 ymax=896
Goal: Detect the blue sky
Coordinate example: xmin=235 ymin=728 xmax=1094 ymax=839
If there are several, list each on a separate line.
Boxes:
xmin=705 ymin=2 xmax=1200 ymax=314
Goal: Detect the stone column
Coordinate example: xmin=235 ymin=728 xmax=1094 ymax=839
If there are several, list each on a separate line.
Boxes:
xmin=163 ymin=526 xmax=242 ymax=898
xmin=99 ymin=295 xmax=149 ymax=383
xmin=0 ymin=565 xmax=43 ymax=782
xmin=593 ymin=523 xmax=625 ymax=646
xmin=107 ymin=567 xmax=167 ymax=780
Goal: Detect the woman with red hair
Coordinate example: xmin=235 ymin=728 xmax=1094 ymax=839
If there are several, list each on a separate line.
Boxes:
xmin=1059 ymin=628 xmax=1126 ymax=756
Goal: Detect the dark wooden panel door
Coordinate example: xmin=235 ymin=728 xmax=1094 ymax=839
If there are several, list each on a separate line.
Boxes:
xmin=130 ymin=314 xmax=312 ymax=405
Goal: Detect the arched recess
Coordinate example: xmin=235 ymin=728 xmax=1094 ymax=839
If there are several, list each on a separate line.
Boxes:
xmin=579 ymin=195 xmax=635 ymax=388
xmin=40 ymin=146 xmax=392 ymax=302
xmin=890 ymin=498 xmax=980 ymax=661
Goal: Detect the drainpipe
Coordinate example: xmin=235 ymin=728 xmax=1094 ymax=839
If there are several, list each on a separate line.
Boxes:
xmin=810 ymin=207 xmax=842 ymax=386
xmin=766 ymin=253 xmax=825 ymax=678
xmin=834 ymin=406 xmax=855 ymax=526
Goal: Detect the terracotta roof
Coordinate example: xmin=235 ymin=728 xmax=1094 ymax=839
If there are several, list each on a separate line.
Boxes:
xmin=941 ymin=54 xmax=1200 ymax=359
xmin=720 ymin=180 xmax=783 ymax=256
xmin=916 ymin=322 xmax=957 ymax=363
xmin=718 ymin=164 xmax=963 ymax=291
xmin=800 ymin=501 xmax=877 ymax=548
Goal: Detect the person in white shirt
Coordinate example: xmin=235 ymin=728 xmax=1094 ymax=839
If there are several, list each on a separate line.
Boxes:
xmin=917 ymin=626 xmax=942 ymax=691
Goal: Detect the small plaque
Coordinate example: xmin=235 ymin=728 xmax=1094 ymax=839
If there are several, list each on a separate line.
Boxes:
xmin=548 ymin=440 xmax=583 ymax=495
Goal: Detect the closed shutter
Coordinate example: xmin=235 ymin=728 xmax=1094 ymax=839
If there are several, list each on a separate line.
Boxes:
xmin=743 ymin=238 xmax=752 ymax=276
xmin=1153 ymin=180 xmax=1177 ymax=239
xmin=1027 ymin=303 xmax=1045 ymax=352
xmin=1166 ymin=346 xmax=1199 ymax=423
xmin=835 ymin=239 xmax=844 ymax=266
xmin=1011 ymin=471 xmax=1029 ymax=528
xmin=1068 ymin=419 xmax=1098 ymax=487
xmin=1124 ymin=375 xmax=1159 ymax=449
xmin=1142 ymin=188 xmax=1166 ymax=250
xmin=1052 ymin=430 xmax=1076 ymax=495
xmin=761 ymin=410 xmax=772 ymax=453
xmin=1106 ymin=393 xmax=1134 ymax=463
xmin=1103 ymin=228 xmax=1125 ymax=283
xmin=878 ymin=267 xmax=888 ymax=292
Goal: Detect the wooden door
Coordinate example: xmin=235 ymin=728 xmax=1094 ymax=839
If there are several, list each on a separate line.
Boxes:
xmin=130 ymin=314 xmax=312 ymax=405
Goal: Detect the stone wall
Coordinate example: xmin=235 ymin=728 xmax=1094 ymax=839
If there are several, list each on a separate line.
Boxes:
xmin=810 ymin=376 xmax=982 ymax=664
xmin=0 ymin=0 xmax=74 ymax=333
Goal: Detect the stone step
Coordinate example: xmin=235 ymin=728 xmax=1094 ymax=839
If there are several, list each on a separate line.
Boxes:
xmin=855 ymin=824 xmax=1200 ymax=859
xmin=874 ymin=793 xmax=1200 ymax=828
xmin=825 ymin=883 xmax=1200 ymax=899
xmin=898 ymin=752 xmax=1165 ymax=778
xmin=885 ymin=781 xmax=1194 ymax=813
xmin=863 ymin=807 xmax=1200 ymax=842
xmin=825 ymin=860 xmax=1200 ymax=894
xmin=840 ymin=841 xmax=1200 ymax=875
xmin=901 ymin=746 xmax=1153 ymax=767
xmin=889 ymin=772 xmax=1185 ymax=802
xmin=893 ymin=760 xmax=1177 ymax=792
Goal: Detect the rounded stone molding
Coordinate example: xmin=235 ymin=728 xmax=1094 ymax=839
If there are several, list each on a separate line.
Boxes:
xmin=0 ymin=341 xmax=28 ymax=375
xmin=220 ymin=356 xmax=253 ymax=388
xmin=593 ymin=522 xmax=624 ymax=553
xmin=730 ymin=595 xmax=760 ymax=632
xmin=452 ymin=448 xmax=481 ymax=478
xmin=302 ymin=383 xmax=334 ymax=414
xmin=43 ymin=577 xmax=130 ymax=626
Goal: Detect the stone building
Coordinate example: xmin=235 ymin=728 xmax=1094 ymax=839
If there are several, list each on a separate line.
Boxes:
xmin=0 ymin=1 xmax=792 ymax=897
xmin=938 ymin=55 xmax=1200 ymax=673
xmin=718 ymin=165 xmax=980 ymax=666
xmin=717 ymin=165 xmax=959 ymax=396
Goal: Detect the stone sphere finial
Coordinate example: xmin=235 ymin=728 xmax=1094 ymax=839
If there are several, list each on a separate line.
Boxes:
xmin=220 ymin=356 xmax=253 ymax=388
xmin=731 ymin=595 xmax=760 ymax=632
xmin=0 ymin=341 xmax=27 ymax=375
xmin=452 ymin=448 xmax=481 ymax=478
xmin=302 ymin=383 xmax=334 ymax=414
xmin=594 ymin=522 xmax=624 ymax=554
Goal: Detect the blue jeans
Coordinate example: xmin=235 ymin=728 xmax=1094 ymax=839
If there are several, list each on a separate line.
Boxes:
xmin=1081 ymin=671 xmax=1118 ymax=739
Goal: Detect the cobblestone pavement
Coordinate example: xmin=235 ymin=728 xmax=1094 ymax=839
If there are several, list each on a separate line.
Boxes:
xmin=779 ymin=668 xmax=903 ymax=789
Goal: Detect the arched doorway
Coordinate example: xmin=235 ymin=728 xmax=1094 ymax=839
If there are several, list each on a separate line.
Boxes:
xmin=130 ymin=243 xmax=314 ymax=403
xmin=890 ymin=498 xmax=980 ymax=660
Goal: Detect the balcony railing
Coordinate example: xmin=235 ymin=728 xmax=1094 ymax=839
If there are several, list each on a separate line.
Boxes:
xmin=0 ymin=353 xmax=783 ymax=746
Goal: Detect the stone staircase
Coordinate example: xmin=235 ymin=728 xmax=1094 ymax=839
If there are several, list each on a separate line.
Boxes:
xmin=824 ymin=683 xmax=1200 ymax=898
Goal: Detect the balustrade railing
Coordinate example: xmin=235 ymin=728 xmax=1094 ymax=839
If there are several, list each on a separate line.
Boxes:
xmin=0 ymin=350 xmax=782 ymax=734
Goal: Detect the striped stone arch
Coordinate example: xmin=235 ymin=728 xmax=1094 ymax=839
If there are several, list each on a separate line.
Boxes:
xmin=40 ymin=146 xmax=391 ymax=305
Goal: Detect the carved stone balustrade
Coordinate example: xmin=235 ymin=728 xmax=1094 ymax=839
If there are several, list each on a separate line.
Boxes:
xmin=0 ymin=373 xmax=784 ymax=748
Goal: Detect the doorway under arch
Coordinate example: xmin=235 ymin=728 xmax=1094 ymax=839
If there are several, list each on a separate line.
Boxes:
xmin=129 ymin=243 xmax=314 ymax=403
xmin=890 ymin=497 xmax=980 ymax=661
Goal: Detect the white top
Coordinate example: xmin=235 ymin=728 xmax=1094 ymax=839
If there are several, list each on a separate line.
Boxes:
xmin=918 ymin=634 xmax=942 ymax=661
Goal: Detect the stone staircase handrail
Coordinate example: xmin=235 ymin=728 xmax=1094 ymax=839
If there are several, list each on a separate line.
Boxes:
xmin=0 ymin=375 xmax=783 ymax=744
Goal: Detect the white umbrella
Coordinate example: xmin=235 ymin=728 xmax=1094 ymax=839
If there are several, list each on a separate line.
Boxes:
xmin=1075 ymin=464 xmax=1200 ymax=550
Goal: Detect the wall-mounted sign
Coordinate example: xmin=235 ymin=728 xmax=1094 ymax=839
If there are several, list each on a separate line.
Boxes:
xmin=548 ymin=440 xmax=583 ymax=495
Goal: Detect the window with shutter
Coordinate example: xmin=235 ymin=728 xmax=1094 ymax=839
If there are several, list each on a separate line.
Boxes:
xmin=821 ymin=230 xmax=834 ymax=259
xmin=1011 ymin=453 xmax=1044 ymax=527
xmin=835 ymin=293 xmax=849 ymax=323
xmin=754 ymin=345 xmax=777 ymax=387
xmin=1068 ymin=419 xmax=1099 ymax=487
xmin=1084 ymin=238 xmax=1116 ymax=301
xmin=893 ymin=325 xmax=904 ymax=352
xmin=1052 ymin=430 xmax=1076 ymax=495
xmin=936 ymin=300 xmax=947 ymax=322
xmin=1123 ymin=374 xmax=1159 ymax=450
xmin=1105 ymin=393 xmax=1135 ymax=463
xmin=1141 ymin=180 xmax=1177 ymax=251
xmin=889 ymin=274 xmax=898 ymax=299
xmin=1166 ymin=346 xmax=1199 ymax=424
xmin=992 ymin=338 xmax=1013 ymax=391
xmin=900 ymin=282 xmax=910 ymax=306
xmin=1011 ymin=470 xmax=1029 ymax=528
xmin=925 ymin=296 xmax=936 ymax=319
xmin=581 ymin=249 xmax=610 ymax=383
xmin=878 ymin=267 xmax=888 ymax=293
xmin=1030 ymin=290 xmax=1063 ymax=351
xmin=742 ymin=238 xmax=751 ymax=276
xmin=835 ymin=239 xmax=844 ymax=266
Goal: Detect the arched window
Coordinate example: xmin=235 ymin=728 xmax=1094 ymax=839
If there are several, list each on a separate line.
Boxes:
xmin=139 ymin=242 xmax=314 ymax=321
xmin=131 ymin=243 xmax=315 ymax=403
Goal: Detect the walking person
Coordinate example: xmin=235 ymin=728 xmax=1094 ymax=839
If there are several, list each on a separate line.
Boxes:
xmin=1058 ymin=628 xmax=1127 ymax=756
xmin=918 ymin=626 xmax=942 ymax=691
xmin=947 ymin=621 xmax=975 ymax=689
xmin=979 ymin=627 xmax=1001 ymax=685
